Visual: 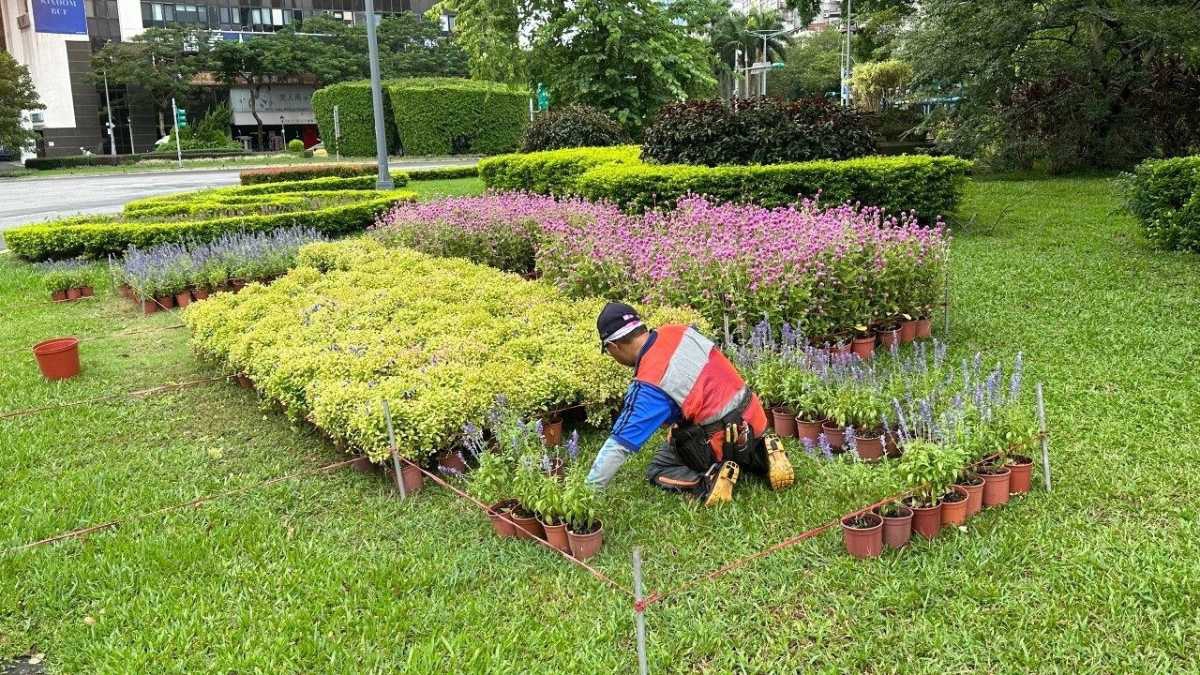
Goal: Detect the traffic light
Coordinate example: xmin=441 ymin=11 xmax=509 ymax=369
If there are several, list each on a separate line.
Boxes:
xmin=175 ymin=107 xmax=188 ymax=129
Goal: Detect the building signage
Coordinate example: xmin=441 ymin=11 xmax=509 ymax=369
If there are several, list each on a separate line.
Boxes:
xmin=229 ymin=86 xmax=317 ymax=126
xmin=32 ymin=0 xmax=88 ymax=35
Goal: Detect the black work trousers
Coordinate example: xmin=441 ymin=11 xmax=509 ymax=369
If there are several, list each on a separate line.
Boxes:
xmin=645 ymin=433 xmax=770 ymax=496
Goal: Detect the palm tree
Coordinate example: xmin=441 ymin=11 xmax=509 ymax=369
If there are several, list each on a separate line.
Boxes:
xmin=709 ymin=9 xmax=791 ymax=96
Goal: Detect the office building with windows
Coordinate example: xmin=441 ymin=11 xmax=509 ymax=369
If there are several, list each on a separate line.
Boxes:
xmin=1 ymin=0 xmax=436 ymax=158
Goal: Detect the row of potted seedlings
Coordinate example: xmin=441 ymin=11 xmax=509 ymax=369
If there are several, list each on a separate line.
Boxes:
xmin=843 ymin=439 xmax=1036 ymax=558
xmin=111 ymin=227 xmax=325 ymax=315
xmin=40 ymin=259 xmax=99 ymax=302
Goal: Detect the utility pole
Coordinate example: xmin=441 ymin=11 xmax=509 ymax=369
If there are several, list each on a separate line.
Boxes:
xmin=840 ymin=0 xmax=853 ymax=107
xmin=128 ymin=117 xmax=135 ymax=154
xmin=102 ymin=71 xmax=116 ymax=156
xmin=363 ymin=0 xmax=393 ymax=190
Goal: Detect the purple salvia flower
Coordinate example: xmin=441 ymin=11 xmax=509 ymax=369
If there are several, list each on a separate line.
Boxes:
xmin=818 ymin=433 xmax=834 ymax=460
xmin=566 ymin=430 xmax=580 ymax=461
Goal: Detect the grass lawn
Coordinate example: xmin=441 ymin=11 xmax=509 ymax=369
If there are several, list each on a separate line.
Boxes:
xmin=2 ymin=175 xmax=1199 ymax=672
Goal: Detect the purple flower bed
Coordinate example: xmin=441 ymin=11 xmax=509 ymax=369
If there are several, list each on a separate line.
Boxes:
xmin=373 ymin=193 xmax=621 ymax=275
xmin=375 ymin=192 xmax=949 ymax=338
xmin=539 ymin=196 xmax=949 ymax=339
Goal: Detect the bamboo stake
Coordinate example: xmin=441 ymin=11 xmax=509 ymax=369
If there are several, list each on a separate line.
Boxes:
xmin=382 ymin=400 xmax=406 ymax=499
xmin=633 ymin=547 xmax=649 ymax=675
xmin=1036 ymin=382 xmax=1051 ymax=492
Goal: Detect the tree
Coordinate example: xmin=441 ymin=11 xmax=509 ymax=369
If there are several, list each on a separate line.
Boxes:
xmin=211 ymin=35 xmax=313 ymax=149
xmin=0 ymin=52 xmax=43 ymax=153
xmin=904 ymin=0 xmax=1200 ymax=171
xmin=91 ymin=28 xmax=210 ymax=137
xmin=766 ymin=28 xmax=841 ymax=100
xmin=299 ymin=14 xmax=468 ymax=81
xmin=430 ymin=0 xmax=532 ymax=84
xmin=850 ymin=59 xmax=912 ymax=112
xmin=529 ymin=0 xmax=717 ymax=133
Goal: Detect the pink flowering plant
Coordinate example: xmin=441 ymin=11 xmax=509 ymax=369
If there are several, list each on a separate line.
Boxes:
xmin=537 ymin=196 xmax=949 ymax=339
xmin=372 ymin=193 xmax=621 ymax=275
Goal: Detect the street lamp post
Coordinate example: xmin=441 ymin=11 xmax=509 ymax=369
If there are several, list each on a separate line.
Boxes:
xmin=747 ymin=27 xmax=794 ymax=97
xmin=363 ymin=0 xmax=393 ymax=189
xmin=102 ymin=71 xmax=117 ymax=157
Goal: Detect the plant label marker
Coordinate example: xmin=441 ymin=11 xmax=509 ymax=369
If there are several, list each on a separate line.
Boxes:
xmin=633 ymin=547 xmax=649 ymax=675
xmin=381 ymin=400 xmax=406 ymax=499
xmin=1036 ymin=382 xmax=1051 ymax=492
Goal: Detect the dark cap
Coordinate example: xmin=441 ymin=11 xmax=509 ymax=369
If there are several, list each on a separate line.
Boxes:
xmin=597 ymin=302 xmax=644 ymax=351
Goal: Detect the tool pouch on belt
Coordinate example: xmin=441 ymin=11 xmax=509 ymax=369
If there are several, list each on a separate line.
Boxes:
xmin=669 ymin=390 xmax=752 ymax=472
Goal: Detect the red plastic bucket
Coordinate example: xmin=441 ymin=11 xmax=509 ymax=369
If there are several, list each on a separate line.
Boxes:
xmin=33 ymin=337 xmax=81 ymax=380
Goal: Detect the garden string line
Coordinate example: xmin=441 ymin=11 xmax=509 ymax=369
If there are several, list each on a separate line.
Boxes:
xmin=635 ymin=432 xmax=1045 ymax=612
xmin=0 ymin=376 xmax=226 ymax=421
xmin=3 ymin=456 xmax=363 ymax=555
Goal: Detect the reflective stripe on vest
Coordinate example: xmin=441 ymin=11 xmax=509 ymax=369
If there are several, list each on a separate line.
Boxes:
xmin=635 ymin=325 xmax=749 ymax=426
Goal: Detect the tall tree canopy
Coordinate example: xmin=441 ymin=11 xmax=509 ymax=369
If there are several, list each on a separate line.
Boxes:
xmin=91 ymin=28 xmax=211 ymax=136
xmin=904 ymin=0 xmax=1200 ymax=171
xmin=0 ymin=52 xmax=43 ymax=153
xmin=529 ymin=0 xmax=717 ymax=133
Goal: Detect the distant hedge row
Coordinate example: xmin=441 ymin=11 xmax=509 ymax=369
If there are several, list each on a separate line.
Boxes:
xmin=1121 ymin=156 xmax=1200 ymax=252
xmin=479 ymin=147 xmax=973 ymax=221
xmin=6 ymin=177 xmax=415 ymax=261
xmin=239 ymin=163 xmax=477 ymax=185
xmin=24 ymin=149 xmax=251 ymax=170
xmin=312 ymin=77 xmax=529 ymax=158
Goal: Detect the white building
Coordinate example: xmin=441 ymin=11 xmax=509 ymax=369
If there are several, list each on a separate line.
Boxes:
xmin=1 ymin=0 xmax=436 ymax=158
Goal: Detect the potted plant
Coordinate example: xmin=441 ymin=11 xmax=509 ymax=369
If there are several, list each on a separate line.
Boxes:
xmin=900 ymin=439 xmax=965 ymax=539
xmin=874 ymin=500 xmax=913 ymax=549
xmin=955 ymin=471 xmax=985 ymax=517
xmin=787 ymin=369 xmax=824 ymax=443
xmin=562 ymin=467 xmax=604 ymax=560
xmin=940 ymin=485 xmax=970 ymax=527
xmin=841 ymin=511 xmax=884 ymax=559
xmin=509 ymin=450 xmax=546 ymax=541
xmin=898 ymin=313 xmax=918 ymax=344
xmin=468 ymin=449 xmax=518 ymax=538
xmin=43 ymin=266 xmax=73 ymax=302
xmin=541 ymin=414 xmax=564 ymax=448
xmin=529 ymin=471 xmax=571 ymax=553
xmin=850 ymin=324 xmax=876 ymax=361
xmin=876 ymin=319 xmax=901 ymax=349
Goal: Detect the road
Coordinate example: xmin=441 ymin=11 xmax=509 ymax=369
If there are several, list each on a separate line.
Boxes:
xmin=0 ymin=158 xmax=477 ymax=249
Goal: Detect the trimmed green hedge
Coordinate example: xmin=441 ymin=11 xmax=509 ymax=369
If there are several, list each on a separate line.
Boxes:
xmin=1120 ymin=156 xmax=1200 ymax=252
xmin=312 ymin=77 xmax=528 ymax=158
xmin=311 ymin=81 xmax=398 ymax=158
xmin=577 ymin=155 xmax=973 ymax=220
xmin=478 ymin=146 xmax=642 ymax=196
xmin=387 ymin=78 xmax=529 ymax=156
xmin=239 ymin=163 xmax=477 ymax=185
xmin=479 ymin=148 xmax=972 ymax=220
xmin=7 ymin=177 xmax=415 ymax=261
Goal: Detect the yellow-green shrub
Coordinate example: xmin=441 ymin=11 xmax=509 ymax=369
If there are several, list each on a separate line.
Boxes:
xmin=184 ymin=238 xmax=703 ymax=461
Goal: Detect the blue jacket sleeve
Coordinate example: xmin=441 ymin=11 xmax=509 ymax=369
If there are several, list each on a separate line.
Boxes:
xmin=609 ymin=381 xmax=679 ymax=452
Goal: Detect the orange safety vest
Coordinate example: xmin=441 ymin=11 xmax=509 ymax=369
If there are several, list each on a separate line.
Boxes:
xmin=634 ymin=325 xmax=767 ymax=459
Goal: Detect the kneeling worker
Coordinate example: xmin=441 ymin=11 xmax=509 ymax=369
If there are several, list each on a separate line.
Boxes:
xmin=585 ymin=302 xmax=794 ymax=505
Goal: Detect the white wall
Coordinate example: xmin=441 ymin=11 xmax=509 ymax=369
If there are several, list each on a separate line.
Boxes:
xmin=116 ymin=0 xmax=144 ymax=39
xmin=2 ymin=0 xmax=87 ymax=129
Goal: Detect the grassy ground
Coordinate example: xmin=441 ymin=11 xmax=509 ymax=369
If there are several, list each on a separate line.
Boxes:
xmin=1 ymin=176 xmax=1199 ymax=672
xmin=0 ymin=154 xmax=480 ymax=179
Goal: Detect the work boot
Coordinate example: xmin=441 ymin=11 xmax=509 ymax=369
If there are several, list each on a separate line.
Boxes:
xmin=703 ymin=461 xmax=740 ymax=507
xmin=764 ymin=436 xmax=794 ymax=491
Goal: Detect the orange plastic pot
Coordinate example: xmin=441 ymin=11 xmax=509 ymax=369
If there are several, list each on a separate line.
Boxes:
xmin=156 ymin=294 xmax=176 ymax=309
xmin=192 ymin=288 xmax=210 ymax=301
xmin=874 ymin=504 xmax=913 ymax=549
xmin=878 ymin=327 xmax=901 ymax=349
xmin=821 ymin=422 xmax=845 ymax=449
xmin=916 ymin=317 xmax=932 ymax=339
xmin=841 ymin=513 xmax=883 ymax=559
xmin=511 ymin=512 xmax=543 ymax=540
xmin=141 ymin=298 xmax=159 ymax=315
xmin=911 ymin=501 xmax=942 ymax=539
xmin=851 ymin=334 xmax=876 ymax=360
xmin=51 ymin=290 xmax=68 ymax=302
xmin=941 ymin=486 xmax=970 ymax=526
xmin=175 ymin=291 xmax=192 ymax=308
xmin=1008 ymin=456 xmax=1034 ymax=493
xmin=956 ymin=476 xmax=985 ymax=517
xmin=542 ymin=416 xmax=563 ymax=447
xmin=899 ymin=319 xmax=917 ymax=344
xmin=796 ymin=417 xmax=824 ymax=444
xmin=66 ymin=287 xmax=82 ymax=301
xmin=567 ymin=521 xmax=604 ymax=560
xmin=487 ymin=500 xmax=519 ymax=538
xmin=399 ymin=463 xmax=425 ymax=495
xmin=981 ymin=467 xmax=1012 ymax=507
xmin=539 ymin=519 xmax=571 ymax=553
xmin=772 ymin=407 xmax=797 ymax=438
xmin=80 ymin=286 xmax=94 ymax=298
xmin=855 ymin=434 xmax=884 ymax=461
xmin=33 ymin=337 xmax=81 ymax=380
